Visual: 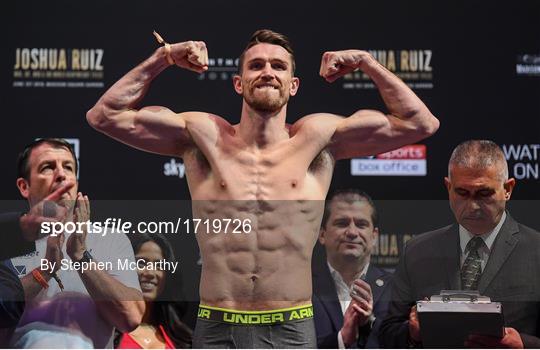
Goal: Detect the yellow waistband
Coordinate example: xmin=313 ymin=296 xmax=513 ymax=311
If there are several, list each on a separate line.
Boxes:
xmin=197 ymin=304 xmax=314 ymax=325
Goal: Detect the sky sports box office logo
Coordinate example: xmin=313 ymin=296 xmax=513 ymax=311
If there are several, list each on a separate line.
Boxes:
xmin=351 ymin=145 xmax=427 ymax=176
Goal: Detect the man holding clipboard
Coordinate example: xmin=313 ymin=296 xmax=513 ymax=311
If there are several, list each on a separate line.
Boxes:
xmin=379 ymin=140 xmax=540 ymax=348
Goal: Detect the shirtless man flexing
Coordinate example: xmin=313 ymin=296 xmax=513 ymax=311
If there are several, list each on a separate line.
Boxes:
xmin=87 ymin=29 xmax=439 ymax=348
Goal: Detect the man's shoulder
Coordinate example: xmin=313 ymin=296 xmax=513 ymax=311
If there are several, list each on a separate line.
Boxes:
xmin=515 ymin=220 xmax=540 ymax=243
xmin=312 ymin=259 xmax=331 ymax=281
xmin=515 ymin=220 xmax=540 ymax=235
xmin=405 ymin=224 xmax=455 ymax=251
xmin=289 ymin=113 xmax=342 ymax=137
xmin=85 ymin=229 xmax=134 ymax=258
xmin=368 ymin=264 xmax=392 ymax=279
xmin=498 ymin=212 xmax=540 ymax=243
xmin=183 ymin=112 xmax=235 ymax=138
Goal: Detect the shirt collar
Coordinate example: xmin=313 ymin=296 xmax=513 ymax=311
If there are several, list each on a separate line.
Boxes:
xmin=459 ymin=211 xmax=506 ymax=253
xmin=327 ymin=260 xmax=370 ymax=287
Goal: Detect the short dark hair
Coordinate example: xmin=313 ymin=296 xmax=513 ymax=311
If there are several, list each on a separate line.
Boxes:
xmin=17 ymin=138 xmax=78 ymax=181
xmin=448 ymin=140 xmax=508 ymax=181
xmin=238 ymin=29 xmax=296 ymax=75
xmin=322 ymin=189 xmax=379 ymax=228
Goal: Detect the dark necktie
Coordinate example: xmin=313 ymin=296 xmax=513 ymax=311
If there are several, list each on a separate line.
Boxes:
xmin=461 ymin=237 xmax=484 ymax=290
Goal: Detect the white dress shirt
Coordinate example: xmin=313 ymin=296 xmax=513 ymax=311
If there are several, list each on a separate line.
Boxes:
xmin=328 ymin=261 xmax=370 ymax=349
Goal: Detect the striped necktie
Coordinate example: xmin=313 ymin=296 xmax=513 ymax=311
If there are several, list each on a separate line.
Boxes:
xmin=461 ymin=237 xmax=484 ymax=290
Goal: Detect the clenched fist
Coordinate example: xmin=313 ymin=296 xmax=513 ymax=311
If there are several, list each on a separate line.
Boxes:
xmin=169 ymin=41 xmax=209 ymax=73
xmin=319 ymin=50 xmax=373 ymax=83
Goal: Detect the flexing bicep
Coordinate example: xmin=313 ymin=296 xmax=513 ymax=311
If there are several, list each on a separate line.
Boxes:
xmin=87 ymin=105 xmax=200 ymax=157
xmin=329 ymin=110 xmax=430 ymax=160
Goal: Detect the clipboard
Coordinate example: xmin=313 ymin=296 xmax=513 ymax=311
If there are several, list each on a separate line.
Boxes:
xmin=417 ymin=290 xmax=504 ymax=348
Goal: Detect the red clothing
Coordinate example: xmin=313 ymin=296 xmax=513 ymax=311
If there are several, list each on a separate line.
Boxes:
xmin=117 ymin=325 xmax=175 ymax=349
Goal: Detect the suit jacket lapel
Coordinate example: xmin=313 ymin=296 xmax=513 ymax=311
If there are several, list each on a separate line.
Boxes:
xmin=478 ymin=213 xmax=520 ymax=293
xmin=313 ymin=263 xmax=344 ymax=328
xmin=441 ymin=224 xmax=461 ymax=290
xmin=365 ymin=265 xmax=385 ymax=306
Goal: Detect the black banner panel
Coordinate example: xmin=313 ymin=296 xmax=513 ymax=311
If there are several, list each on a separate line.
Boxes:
xmin=1 ymin=0 xmax=539 ymax=346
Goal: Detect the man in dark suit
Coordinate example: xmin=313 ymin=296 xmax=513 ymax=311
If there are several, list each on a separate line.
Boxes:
xmin=380 ymin=140 xmax=540 ymax=348
xmin=313 ymin=189 xmax=392 ymax=348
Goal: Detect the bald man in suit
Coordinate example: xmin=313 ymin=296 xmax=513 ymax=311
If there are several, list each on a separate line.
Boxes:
xmin=380 ymin=140 xmax=540 ymax=348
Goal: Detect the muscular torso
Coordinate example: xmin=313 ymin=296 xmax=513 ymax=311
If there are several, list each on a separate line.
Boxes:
xmin=182 ymin=114 xmax=335 ymax=310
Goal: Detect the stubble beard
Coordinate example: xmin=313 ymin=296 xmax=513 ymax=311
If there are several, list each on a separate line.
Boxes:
xmin=244 ymin=86 xmax=289 ymax=113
